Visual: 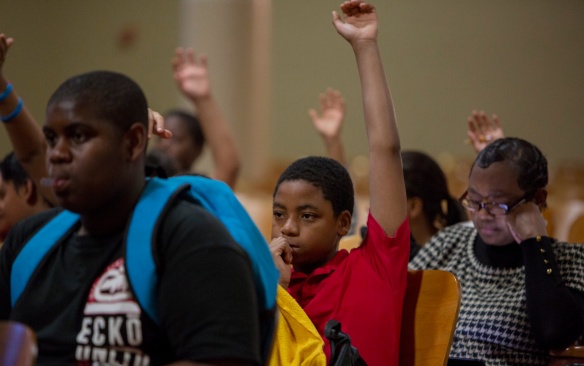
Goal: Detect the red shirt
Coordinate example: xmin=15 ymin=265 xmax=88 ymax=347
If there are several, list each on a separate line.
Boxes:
xmin=288 ymin=214 xmax=410 ymax=366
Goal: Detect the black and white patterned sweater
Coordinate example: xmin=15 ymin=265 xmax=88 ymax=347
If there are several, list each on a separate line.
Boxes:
xmin=410 ymin=223 xmax=584 ymax=366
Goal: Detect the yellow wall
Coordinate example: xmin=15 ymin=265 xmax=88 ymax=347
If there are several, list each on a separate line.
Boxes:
xmin=271 ymin=0 xmax=584 ymax=167
xmin=1 ymin=0 xmax=583 ymax=185
xmin=0 ymin=0 xmax=180 ymax=156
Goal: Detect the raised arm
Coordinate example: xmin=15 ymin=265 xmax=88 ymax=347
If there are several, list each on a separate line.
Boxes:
xmin=332 ymin=0 xmax=406 ymax=235
xmin=0 ymin=34 xmax=56 ymax=206
xmin=308 ymin=88 xmax=347 ymax=167
xmin=466 ymin=110 xmax=505 ymax=154
xmin=172 ymin=48 xmax=240 ymax=189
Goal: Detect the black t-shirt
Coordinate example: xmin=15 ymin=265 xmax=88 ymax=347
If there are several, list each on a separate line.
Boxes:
xmin=0 ymin=199 xmax=261 ymax=365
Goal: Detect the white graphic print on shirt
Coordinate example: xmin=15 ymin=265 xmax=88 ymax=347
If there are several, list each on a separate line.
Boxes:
xmin=75 ymin=258 xmax=150 ymax=366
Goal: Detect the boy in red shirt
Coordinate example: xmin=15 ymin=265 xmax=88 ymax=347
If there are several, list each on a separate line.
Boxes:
xmin=269 ymin=1 xmax=410 ymax=365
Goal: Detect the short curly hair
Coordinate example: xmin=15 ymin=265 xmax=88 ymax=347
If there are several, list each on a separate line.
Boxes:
xmin=47 ymin=70 xmax=149 ymax=134
xmin=473 ymin=137 xmax=548 ymax=197
xmin=274 ymin=156 xmax=354 ymax=217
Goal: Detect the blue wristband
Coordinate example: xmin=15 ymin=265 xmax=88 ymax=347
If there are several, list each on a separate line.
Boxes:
xmin=0 ymin=83 xmax=13 ymax=102
xmin=1 ymin=98 xmax=23 ymax=123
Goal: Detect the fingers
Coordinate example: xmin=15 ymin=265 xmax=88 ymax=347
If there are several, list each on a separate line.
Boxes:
xmin=505 ymin=202 xmax=548 ymax=243
xmin=147 ymin=108 xmax=172 ymax=140
xmin=318 ymin=88 xmax=344 ymax=112
xmin=0 ymin=33 xmax=14 ymax=49
xmin=470 ymin=110 xmax=488 ymax=132
xmin=506 ymin=222 xmax=523 ymax=244
xmin=171 ymin=47 xmax=184 ymax=71
xmin=467 ymin=116 xmax=478 ymax=134
xmin=492 ymin=114 xmax=501 ymax=129
xmin=172 ymin=47 xmax=192 ymax=71
xmin=319 ymin=92 xmax=328 ymax=112
xmin=327 ymin=88 xmax=345 ymax=112
xmin=199 ymin=54 xmax=208 ymax=69
xmin=148 ymin=108 xmax=154 ymax=138
xmin=172 ymin=47 xmax=208 ymax=71
xmin=308 ymin=108 xmax=318 ymax=123
xmin=185 ymin=48 xmax=196 ymax=65
xmin=269 ymin=237 xmax=293 ymax=264
xmin=269 ymin=237 xmax=293 ymax=288
xmin=0 ymin=34 xmax=15 ymax=67
xmin=339 ymin=0 xmax=374 ymax=16
xmin=332 ymin=10 xmax=343 ymax=28
xmin=468 ymin=110 xmax=500 ymax=143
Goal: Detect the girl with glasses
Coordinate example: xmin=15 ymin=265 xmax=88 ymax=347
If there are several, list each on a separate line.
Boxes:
xmin=410 ymin=137 xmax=584 ymax=366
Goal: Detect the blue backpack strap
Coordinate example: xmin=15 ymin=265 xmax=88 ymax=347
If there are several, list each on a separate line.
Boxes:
xmin=125 ymin=177 xmax=188 ymax=325
xmin=11 ymin=210 xmax=80 ymax=307
xmin=170 ymin=175 xmax=278 ymax=311
xmin=127 ymin=176 xmax=278 ymax=362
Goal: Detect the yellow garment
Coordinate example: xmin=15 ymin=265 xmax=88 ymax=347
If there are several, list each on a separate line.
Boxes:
xmin=268 ymin=285 xmax=327 ymax=366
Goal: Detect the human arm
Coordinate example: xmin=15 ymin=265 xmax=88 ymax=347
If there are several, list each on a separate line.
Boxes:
xmin=332 ymin=0 xmax=407 ymax=235
xmin=466 ymin=110 xmax=505 ymax=154
xmin=522 ymin=235 xmax=584 ymax=349
xmin=0 ymin=34 xmax=56 ymax=206
xmin=308 ymin=88 xmax=347 ymax=166
xmin=507 ymin=203 xmax=584 ymax=348
xmin=172 ymin=48 xmax=240 ymax=188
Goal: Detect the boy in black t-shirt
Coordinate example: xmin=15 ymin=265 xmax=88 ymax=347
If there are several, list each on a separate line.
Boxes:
xmin=0 ymin=70 xmax=261 ymax=365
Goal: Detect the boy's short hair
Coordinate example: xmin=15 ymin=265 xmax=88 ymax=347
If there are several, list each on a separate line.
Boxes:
xmin=0 ymin=152 xmax=31 ymax=189
xmin=274 ymin=156 xmax=354 ymax=217
xmin=164 ymin=109 xmax=206 ymax=149
xmin=47 ymin=70 xmax=148 ymax=133
xmin=473 ymin=137 xmax=548 ymax=197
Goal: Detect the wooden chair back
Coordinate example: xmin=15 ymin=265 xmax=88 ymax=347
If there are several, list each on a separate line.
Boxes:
xmin=549 ymin=344 xmax=584 ymax=366
xmin=0 ymin=321 xmax=37 ymax=366
xmin=339 ymin=234 xmax=362 ymax=251
xmin=235 ymin=191 xmax=274 ymax=241
xmin=399 ymin=270 xmax=461 ymax=366
xmin=568 ymin=213 xmax=584 ymax=243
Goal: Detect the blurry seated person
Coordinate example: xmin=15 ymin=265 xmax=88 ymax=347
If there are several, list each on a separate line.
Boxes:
xmin=154 ymin=48 xmax=239 ymax=188
xmin=0 ymin=152 xmax=51 ymax=242
xmin=402 ymin=150 xmax=467 ymax=257
xmin=146 ymin=147 xmax=179 ymax=178
xmin=410 ymin=137 xmax=584 ymax=365
xmin=0 ymin=70 xmax=261 ymax=365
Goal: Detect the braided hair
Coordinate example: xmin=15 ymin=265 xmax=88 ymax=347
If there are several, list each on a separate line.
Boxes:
xmin=402 ymin=151 xmax=465 ymax=230
xmin=473 ymin=137 xmax=548 ymax=199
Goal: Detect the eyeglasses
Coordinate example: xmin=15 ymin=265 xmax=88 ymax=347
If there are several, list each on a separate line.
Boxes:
xmin=459 ymin=191 xmax=528 ymax=216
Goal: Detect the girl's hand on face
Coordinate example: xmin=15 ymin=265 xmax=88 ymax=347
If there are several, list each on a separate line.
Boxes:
xmin=506 ymin=202 xmax=548 ymax=243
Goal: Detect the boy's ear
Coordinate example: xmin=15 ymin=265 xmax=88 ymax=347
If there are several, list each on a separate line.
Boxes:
xmin=337 ymin=210 xmax=352 ymax=237
xmin=125 ymin=122 xmax=148 ymax=161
